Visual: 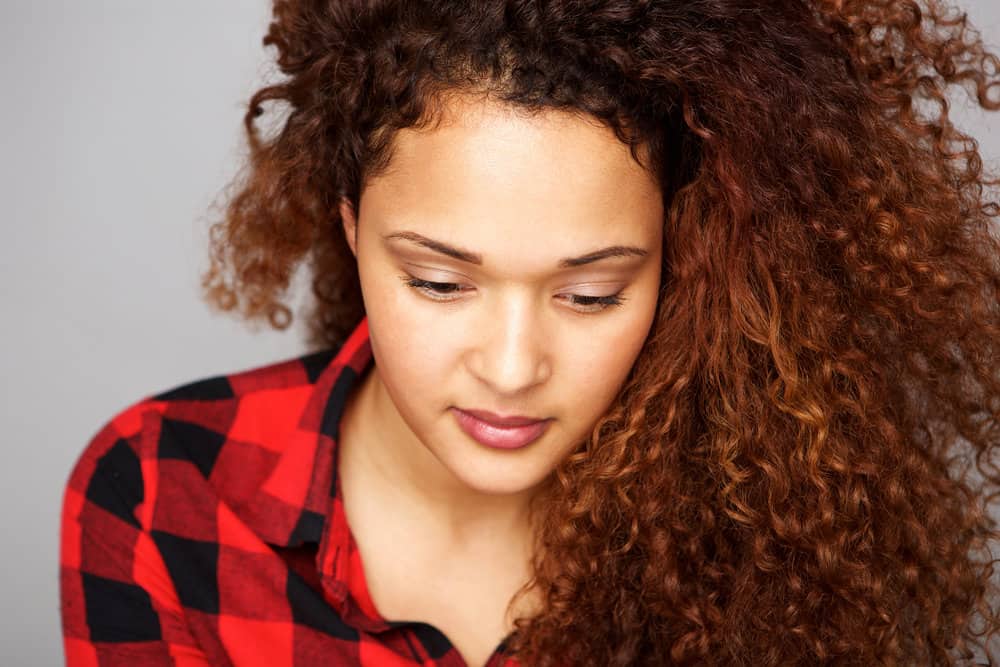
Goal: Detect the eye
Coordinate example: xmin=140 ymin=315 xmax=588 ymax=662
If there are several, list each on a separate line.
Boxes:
xmin=564 ymin=292 xmax=627 ymax=312
xmin=400 ymin=277 xmax=469 ymax=300
xmin=398 ymin=275 xmax=627 ymax=313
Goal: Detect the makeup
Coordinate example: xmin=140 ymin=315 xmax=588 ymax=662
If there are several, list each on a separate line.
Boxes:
xmin=451 ymin=408 xmax=552 ymax=450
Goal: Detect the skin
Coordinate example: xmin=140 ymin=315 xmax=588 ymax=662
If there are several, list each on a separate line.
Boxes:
xmin=335 ymin=92 xmax=663 ymax=665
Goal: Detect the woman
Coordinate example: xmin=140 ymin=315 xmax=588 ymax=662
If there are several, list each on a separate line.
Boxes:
xmin=60 ymin=0 xmax=1000 ymax=664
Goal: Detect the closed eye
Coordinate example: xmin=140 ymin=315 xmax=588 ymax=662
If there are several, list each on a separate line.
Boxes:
xmin=398 ymin=275 xmax=627 ymax=313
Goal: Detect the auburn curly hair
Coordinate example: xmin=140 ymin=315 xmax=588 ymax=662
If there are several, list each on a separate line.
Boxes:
xmin=199 ymin=0 xmax=1000 ymax=663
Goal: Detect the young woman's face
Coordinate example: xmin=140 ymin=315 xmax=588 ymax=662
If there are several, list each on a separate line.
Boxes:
xmin=340 ymin=94 xmax=663 ymax=497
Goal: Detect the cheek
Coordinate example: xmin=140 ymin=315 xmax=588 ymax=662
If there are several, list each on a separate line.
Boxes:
xmin=378 ymin=332 xmax=453 ymax=394
xmin=364 ymin=292 xmax=458 ymax=406
xmin=565 ymin=314 xmax=652 ymax=410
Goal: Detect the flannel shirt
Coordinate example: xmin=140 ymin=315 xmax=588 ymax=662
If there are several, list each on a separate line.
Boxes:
xmin=59 ymin=314 xmax=521 ymax=666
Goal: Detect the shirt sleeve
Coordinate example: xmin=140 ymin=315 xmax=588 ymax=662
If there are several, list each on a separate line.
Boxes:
xmin=59 ymin=406 xmax=211 ymax=667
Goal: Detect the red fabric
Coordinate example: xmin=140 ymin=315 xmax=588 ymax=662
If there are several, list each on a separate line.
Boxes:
xmin=60 ymin=315 xmax=521 ymax=666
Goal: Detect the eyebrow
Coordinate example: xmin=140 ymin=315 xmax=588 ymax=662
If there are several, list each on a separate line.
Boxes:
xmin=382 ymin=231 xmax=648 ymax=268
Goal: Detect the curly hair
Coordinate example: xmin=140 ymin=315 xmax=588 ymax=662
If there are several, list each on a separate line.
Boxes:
xmin=199 ymin=0 xmax=1000 ymax=663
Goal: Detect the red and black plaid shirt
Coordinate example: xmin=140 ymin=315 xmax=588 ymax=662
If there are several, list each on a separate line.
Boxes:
xmin=60 ymin=315 xmax=521 ymax=666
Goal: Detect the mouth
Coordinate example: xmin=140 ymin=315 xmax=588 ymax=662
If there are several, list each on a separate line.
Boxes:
xmin=455 ymin=408 xmax=548 ymax=427
xmin=451 ymin=408 xmax=552 ymax=450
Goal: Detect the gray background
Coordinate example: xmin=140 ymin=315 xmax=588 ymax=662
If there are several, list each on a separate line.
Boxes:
xmin=2 ymin=1 xmax=998 ymax=665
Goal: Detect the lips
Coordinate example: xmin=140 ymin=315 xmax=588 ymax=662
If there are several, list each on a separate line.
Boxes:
xmin=451 ymin=408 xmax=552 ymax=450
xmin=457 ymin=408 xmax=547 ymax=427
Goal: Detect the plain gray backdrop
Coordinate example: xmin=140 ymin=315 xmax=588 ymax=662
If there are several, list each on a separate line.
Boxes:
xmin=2 ymin=1 xmax=998 ymax=665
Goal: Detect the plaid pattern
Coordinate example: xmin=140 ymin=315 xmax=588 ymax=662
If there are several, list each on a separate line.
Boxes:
xmin=60 ymin=315 xmax=520 ymax=666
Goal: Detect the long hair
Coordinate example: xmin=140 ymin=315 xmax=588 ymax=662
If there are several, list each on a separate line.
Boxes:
xmin=200 ymin=1 xmax=1000 ymax=663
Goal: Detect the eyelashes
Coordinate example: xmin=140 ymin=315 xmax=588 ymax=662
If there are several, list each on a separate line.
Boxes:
xmin=397 ymin=275 xmax=627 ymax=313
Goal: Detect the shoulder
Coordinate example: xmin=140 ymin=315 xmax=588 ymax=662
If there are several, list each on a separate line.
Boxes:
xmin=63 ymin=347 xmax=340 ymax=519
xmin=149 ymin=347 xmax=338 ymax=404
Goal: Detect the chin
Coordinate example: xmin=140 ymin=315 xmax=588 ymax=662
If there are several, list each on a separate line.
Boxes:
xmin=446 ymin=457 xmax=554 ymax=496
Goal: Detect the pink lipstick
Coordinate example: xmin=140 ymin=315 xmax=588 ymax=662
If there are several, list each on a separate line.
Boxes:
xmin=451 ymin=408 xmax=551 ymax=450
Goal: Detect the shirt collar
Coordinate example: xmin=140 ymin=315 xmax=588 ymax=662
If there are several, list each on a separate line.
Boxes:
xmin=250 ymin=314 xmax=388 ymax=630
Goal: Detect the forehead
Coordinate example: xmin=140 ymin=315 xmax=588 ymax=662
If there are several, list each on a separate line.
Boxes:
xmin=360 ymin=96 xmax=662 ymax=253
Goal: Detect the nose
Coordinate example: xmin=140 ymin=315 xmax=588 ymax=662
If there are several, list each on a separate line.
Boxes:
xmin=470 ymin=299 xmax=551 ymax=396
